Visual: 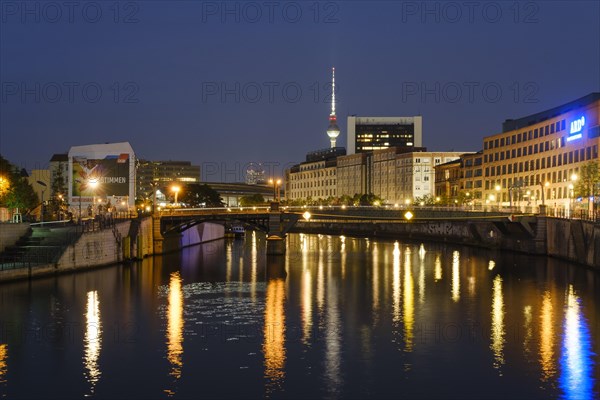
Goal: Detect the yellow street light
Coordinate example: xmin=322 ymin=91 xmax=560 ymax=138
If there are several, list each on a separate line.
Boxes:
xmin=171 ymin=185 xmax=181 ymax=206
xmin=88 ymin=178 xmax=99 ymax=217
xmin=404 ymin=211 xmax=414 ymax=221
xmin=303 ymin=211 xmax=311 ymax=221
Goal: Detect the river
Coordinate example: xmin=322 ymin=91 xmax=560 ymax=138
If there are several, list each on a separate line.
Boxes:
xmin=0 ymin=232 xmax=598 ymax=399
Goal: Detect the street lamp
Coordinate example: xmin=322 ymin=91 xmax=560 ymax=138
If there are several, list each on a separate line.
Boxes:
xmin=568 ymin=183 xmax=574 ymax=217
xmin=88 ymin=178 xmax=99 ymax=217
xmin=171 ymin=185 xmax=180 ymax=207
xmin=269 ymin=178 xmax=282 ymax=202
xmin=37 ymin=180 xmax=47 ymax=224
xmin=570 ymin=174 xmax=578 ymax=218
xmin=495 ymin=184 xmax=501 ymax=209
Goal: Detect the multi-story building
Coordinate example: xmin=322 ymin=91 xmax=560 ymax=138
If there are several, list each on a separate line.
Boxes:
xmin=285 ymin=147 xmax=344 ymax=201
xmin=336 ymin=153 xmax=369 ymax=198
xmin=347 ymin=116 xmax=423 ymax=154
xmin=434 ymin=159 xmax=462 ymax=201
xmin=391 ymin=151 xmax=465 ymax=204
xmin=482 ymin=93 xmax=600 ymax=212
xmin=137 ymin=160 xmax=201 ymax=201
xmin=460 ymin=151 xmax=484 ymax=203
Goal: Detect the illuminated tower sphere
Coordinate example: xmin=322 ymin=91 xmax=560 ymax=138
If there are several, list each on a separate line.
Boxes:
xmin=326 ymin=67 xmax=341 ymax=148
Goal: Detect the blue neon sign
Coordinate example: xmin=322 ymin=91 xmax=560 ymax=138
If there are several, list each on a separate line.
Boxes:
xmin=567 ymin=116 xmax=585 ymax=142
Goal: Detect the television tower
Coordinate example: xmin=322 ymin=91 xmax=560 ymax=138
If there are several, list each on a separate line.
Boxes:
xmin=326 ymin=67 xmax=341 ymax=148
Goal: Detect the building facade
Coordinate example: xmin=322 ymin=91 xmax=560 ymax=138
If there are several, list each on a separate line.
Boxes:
xmin=285 ymin=148 xmax=344 ymax=201
xmin=481 ymin=93 xmax=600 ymax=212
xmin=336 ymin=153 xmax=369 ymax=198
xmin=68 ymin=142 xmax=136 ymax=216
xmin=347 ymin=116 xmax=423 ymax=155
xmin=389 ymin=151 xmax=465 ymax=204
xmin=137 ymin=160 xmax=201 ymax=201
xmin=434 ymin=159 xmax=462 ymax=201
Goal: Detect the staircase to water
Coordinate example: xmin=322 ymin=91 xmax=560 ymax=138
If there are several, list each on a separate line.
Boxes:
xmin=0 ymin=225 xmax=81 ymax=270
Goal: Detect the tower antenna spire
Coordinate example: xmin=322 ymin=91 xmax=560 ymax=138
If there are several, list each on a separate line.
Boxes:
xmin=331 ymin=67 xmax=336 ymax=116
xmin=326 ymin=67 xmax=340 ymax=148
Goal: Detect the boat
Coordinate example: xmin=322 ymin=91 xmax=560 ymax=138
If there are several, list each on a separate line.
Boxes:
xmin=225 ymin=224 xmax=245 ymax=238
xmin=231 ymin=225 xmax=245 ymax=238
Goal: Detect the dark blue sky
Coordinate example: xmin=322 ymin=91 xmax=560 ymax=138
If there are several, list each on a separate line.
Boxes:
xmin=1 ymin=1 xmax=599 ymax=181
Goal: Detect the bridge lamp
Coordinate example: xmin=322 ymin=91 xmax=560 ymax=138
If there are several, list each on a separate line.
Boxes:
xmin=404 ymin=211 xmax=414 ymax=221
xmin=303 ymin=211 xmax=311 ymax=221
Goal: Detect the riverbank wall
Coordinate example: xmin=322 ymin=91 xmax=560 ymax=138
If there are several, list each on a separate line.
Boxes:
xmin=292 ymin=216 xmax=600 ymax=269
xmin=0 ymin=217 xmax=224 ymax=282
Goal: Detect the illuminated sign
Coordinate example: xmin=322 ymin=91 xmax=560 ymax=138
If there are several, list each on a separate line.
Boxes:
xmin=567 ymin=116 xmax=585 ymax=142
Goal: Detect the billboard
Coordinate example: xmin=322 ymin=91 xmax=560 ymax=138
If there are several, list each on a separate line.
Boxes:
xmin=72 ymin=154 xmax=131 ymax=196
xmin=68 ymin=142 xmax=136 ymax=212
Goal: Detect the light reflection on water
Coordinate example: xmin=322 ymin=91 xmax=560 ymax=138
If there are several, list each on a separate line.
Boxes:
xmin=0 ymin=233 xmax=598 ymax=399
xmin=263 ymin=278 xmax=286 ymax=395
xmin=83 ymin=290 xmax=102 ymax=396
xmin=165 ymin=272 xmax=184 ymax=396
xmin=490 ymin=274 xmax=505 ymax=373
xmin=560 ymin=285 xmax=594 ymax=400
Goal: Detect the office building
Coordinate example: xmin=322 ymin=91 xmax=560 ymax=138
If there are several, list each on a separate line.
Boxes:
xmin=481 ymin=92 xmax=600 ymax=212
xmin=137 ymin=160 xmax=201 ymax=201
xmin=347 ymin=116 xmax=423 ymax=154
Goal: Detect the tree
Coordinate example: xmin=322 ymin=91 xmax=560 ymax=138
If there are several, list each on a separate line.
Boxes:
xmin=239 ymin=194 xmax=265 ymax=206
xmin=574 ymin=161 xmax=600 ymax=213
xmin=49 ymin=162 xmax=68 ymax=220
xmin=0 ymin=155 xmax=37 ymax=213
xmin=574 ymin=161 xmax=600 ymax=198
xmin=179 ymin=184 xmax=224 ymax=207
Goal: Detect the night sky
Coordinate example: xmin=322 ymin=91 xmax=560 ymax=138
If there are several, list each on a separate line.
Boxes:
xmin=1 ymin=1 xmax=599 ymax=181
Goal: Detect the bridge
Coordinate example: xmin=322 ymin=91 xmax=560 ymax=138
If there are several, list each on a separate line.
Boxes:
xmin=154 ymin=204 xmax=524 ymax=255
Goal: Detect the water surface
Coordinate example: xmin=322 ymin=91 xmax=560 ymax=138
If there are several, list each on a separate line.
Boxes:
xmin=0 ymin=233 xmax=598 ymax=399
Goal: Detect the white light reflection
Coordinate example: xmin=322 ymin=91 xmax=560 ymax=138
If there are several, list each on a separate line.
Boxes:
xmin=418 ymin=245 xmax=425 ymax=304
xmin=251 ymin=231 xmax=258 ymax=301
xmin=317 ymin=242 xmax=325 ymax=315
xmin=490 ymin=275 xmax=505 ymax=373
xmin=372 ymin=242 xmax=380 ymax=324
xmin=226 ymin=240 xmax=233 ymax=282
xmin=451 ymin=251 xmax=460 ymax=302
xmin=403 ymin=247 xmax=414 ymax=352
xmin=340 ymin=235 xmax=346 ymax=279
xmin=325 ymin=274 xmax=342 ymax=397
xmin=488 ymin=260 xmax=496 ymax=271
xmin=84 ymin=290 xmax=102 ymax=394
xmin=559 ymin=285 xmax=593 ymax=400
xmin=392 ymin=242 xmax=401 ymax=324
xmin=434 ymin=254 xmax=442 ymax=281
xmin=301 ymin=264 xmax=313 ymax=345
